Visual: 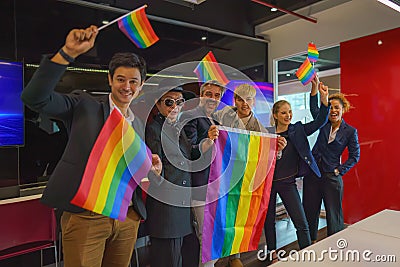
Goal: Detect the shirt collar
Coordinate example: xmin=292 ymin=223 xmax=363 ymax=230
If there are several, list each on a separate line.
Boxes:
xmin=108 ymin=94 xmax=135 ymax=123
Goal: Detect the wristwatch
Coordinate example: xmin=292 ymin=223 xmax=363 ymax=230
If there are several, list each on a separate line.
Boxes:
xmin=334 ymin=168 xmax=340 ymax=176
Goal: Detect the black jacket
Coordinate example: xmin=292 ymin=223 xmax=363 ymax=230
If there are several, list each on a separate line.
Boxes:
xmin=145 ymin=113 xmax=192 ymax=238
xmin=180 ymin=106 xmax=218 ymax=200
xmin=21 ymin=56 xmax=147 ymax=219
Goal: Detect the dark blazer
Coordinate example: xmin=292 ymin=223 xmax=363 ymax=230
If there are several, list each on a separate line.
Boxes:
xmin=272 ymin=101 xmax=329 ymax=178
xmin=179 ymin=106 xmax=218 ymax=200
xmin=309 ymin=95 xmax=360 ymax=175
xmin=21 ymin=56 xmax=147 ymax=219
xmin=145 ymin=113 xmax=192 ymax=238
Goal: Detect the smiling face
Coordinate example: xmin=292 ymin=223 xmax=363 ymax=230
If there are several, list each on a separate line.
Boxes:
xmin=329 ymin=99 xmax=344 ymax=124
xmin=108 ymin=66 xmax=143 ymax=111
xmin=274 ymin=103 xmax=292 ymax=129
xmin=200 ymin=84 xmax=223 ymax=116
xmin=156 ymin=91 xmax=184 ymax=122
xmin=234 ymin=95 xmax=255 ymax=118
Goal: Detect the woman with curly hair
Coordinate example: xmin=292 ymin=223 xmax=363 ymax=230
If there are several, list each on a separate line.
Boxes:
xmin=303 ymin=77 xmax=360 ymax=243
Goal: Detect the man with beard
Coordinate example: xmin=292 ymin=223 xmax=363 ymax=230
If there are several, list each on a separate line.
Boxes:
xmin=179 ymin=80 xmax=231 ymax=267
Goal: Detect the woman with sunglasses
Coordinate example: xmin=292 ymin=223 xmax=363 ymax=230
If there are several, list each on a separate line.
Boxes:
xmin=263 ymin=83 xmax=329 ymax=263
xmin=144 ymin=79 xmax=195 ymax=267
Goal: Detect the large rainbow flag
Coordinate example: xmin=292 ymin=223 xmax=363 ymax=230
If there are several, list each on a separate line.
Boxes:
xmin=118 ymin=5 xmax=159 ymax=48
xmin=307 ymin=42 xmax=319 ymax=63
xmin=295 ymin=57 xmax=316 ymax=85
xmin=194 ymin=51 xmax=230 ymax=85
xmin=202 ymin=127 xmax=277 ymax=263
xmin=70 ymin=108 xmax=152 ymax=221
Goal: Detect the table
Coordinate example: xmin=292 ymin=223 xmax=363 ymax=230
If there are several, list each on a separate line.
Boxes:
xmin=272 ymin=209 xmax=400 ymax=266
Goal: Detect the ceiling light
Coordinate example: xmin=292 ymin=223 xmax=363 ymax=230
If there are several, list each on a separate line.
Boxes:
xmin=270 ymin=7 xmax=277 ymax=11
xmin=377 ymin=0 xmax=400 ymax=13
xmin=102 ymin=20 xmax=109 ymax=25
xmin=201 ymin=36 xmax=207 ymax=41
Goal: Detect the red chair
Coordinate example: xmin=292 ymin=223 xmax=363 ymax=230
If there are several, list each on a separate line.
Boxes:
xmin=0 ymin=196 xmax=58 ymax=266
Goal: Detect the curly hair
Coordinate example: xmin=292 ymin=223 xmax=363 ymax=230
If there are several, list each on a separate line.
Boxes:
xmin=329 ymin=93 xmax=351 ymax=113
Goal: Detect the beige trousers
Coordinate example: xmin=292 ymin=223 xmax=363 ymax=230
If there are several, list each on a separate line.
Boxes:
xmin=61 ymin=208 xmax=140 ymax=267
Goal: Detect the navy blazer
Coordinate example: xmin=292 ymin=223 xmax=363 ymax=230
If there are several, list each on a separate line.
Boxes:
xmin=284 ymin=101 xmax=330 ymax=178
xmin=21 ymin=56 xmax=147 ymax=219
xmin=310 ymin=95 xmax=360 ymax=175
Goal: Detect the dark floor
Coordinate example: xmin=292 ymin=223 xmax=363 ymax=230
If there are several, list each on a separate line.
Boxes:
xmin=0 ymin=217 xmax=327 ymax=267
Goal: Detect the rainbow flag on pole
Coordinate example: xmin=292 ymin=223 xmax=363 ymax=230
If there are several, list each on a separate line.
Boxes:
xmin=194 ymin=51 xmax=229 ymax=85
xmin=295 ymin=57 xmax=316 ymax=85
xmin=202 ymin=127 xmax=277 ymax=263
xmin=118 ymin=5 xmax=159 ymax=48
xmin=71 ymin=108 xmax=152 ymax=221
xmin=307 ymin=42 xmax=319 ymax=63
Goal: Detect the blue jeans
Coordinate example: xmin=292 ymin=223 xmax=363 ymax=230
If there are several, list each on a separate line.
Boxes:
xmin=264 ymin=177 xmax=311 ymax=250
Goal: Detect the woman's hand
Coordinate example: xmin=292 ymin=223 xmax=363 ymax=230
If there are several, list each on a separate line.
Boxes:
xmin=319 ymin=82 xmax=329 ymax=107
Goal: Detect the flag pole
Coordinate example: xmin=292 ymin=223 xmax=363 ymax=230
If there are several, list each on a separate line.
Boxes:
xmin=97 ymin=4 xmax=147 ymax=31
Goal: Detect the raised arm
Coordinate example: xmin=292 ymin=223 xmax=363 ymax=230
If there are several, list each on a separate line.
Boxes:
xmin=309 ymin=76 xmax=319 ymax=119
xmin=303 ymin=82 xmax=329 ymax=136
xmin=21 ymin=26 xmax=99 ymax=118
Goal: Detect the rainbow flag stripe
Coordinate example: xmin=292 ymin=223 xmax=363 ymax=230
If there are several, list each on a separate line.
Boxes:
xmin=70 ymin=109 xmax=152 ymax=221
xmin=296 ymin=57 xmax=316 ymax=85
xmin=202 ymin=127 xmax=277 ymax=263
xmin=194 ymin=51 xmax=229 ymax=85
xmin=308 ymin=42 xmax=319 ymax=63
xmin=118 ymin=6 xmax=159 ymax=48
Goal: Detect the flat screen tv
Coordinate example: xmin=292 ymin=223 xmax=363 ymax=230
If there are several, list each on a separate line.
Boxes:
xmin=0 ymin=60 xmax=24 ymax=147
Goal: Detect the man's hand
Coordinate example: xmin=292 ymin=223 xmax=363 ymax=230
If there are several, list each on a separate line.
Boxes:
xmin=319 ymin=82 xmax=329 ymax=107
xmin=207 ymin=125 xmax=219 ymax=141
xmin=151 ymin=154 xmax=162 ymax=176
xmin=52 ymin=25 xmax=98 ymax=64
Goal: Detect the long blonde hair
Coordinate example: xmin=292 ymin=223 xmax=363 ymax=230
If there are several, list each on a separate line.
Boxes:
xmin=270 ymin=100 xmax=291 ymax=127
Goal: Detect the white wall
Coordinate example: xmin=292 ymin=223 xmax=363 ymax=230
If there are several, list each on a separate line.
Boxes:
xmin=255 ymin=0 xmax=400 ymax=81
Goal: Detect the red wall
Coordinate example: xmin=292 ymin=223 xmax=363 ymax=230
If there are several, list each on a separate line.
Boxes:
xmin=340 ymin=27 xmax=400 ymax=224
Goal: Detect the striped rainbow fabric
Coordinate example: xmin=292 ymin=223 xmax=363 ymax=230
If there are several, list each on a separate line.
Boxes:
xmin=308 ymin=42 xmax=319 ymax=63
xmin=194 ymin=51 xmax=229 ymax=85
xmin=117 ymin=6 xmax=159 ymax=48
xmin=295 ymin=57 xmax=316 ymax=85
xmin=202 ymin=127 xmax=277 ymax=263
xmin=70 ymin=108 xmax=152 ymax=221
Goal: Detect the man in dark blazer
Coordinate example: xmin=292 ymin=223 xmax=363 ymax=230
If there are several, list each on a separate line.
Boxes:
xmin=21 ymin=25 xmax=161 ymax=267
xmin=144 ymin=79 xmax=195 ymax=267
xmin=179 ymin=80 xmax=238 ymax=267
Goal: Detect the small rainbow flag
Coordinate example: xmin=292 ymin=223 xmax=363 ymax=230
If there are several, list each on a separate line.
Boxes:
xmin=194 ymin=51 xmax=229 ymax=85
xmin=71 ymin=108 xmax=152 ymax=221
xmin=118 ymin=6 xmax=159 ymax=49
xmin=202 ymin=127 xmax=277 ymax=263
xmin=296 ymin=57 xmax=316 ymax=85
xmin=308 ymin=42 xmax=319 ymax=63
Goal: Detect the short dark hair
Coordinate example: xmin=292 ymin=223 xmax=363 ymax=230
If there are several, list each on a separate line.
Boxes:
xmin=108 ymin=52 xmax=147 ymax=83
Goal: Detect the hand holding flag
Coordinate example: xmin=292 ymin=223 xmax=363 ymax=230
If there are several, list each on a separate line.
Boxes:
xmin=98 ymin=5 xmax=159 ymax=48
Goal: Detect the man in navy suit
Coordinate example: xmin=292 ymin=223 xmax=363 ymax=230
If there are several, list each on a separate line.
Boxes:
xmin=303 ymin=77 xmax=360 ymax=242
xmin=22 ymin=25 xmax=162 ymax=267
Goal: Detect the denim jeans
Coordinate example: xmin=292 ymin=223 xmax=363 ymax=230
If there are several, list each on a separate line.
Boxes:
xmin=264 ymin=177 xmax=311 ymax=250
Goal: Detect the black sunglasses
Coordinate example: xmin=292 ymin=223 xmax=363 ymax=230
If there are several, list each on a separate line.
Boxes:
xmin=161 ymin=98 xmax=185 ymax=107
